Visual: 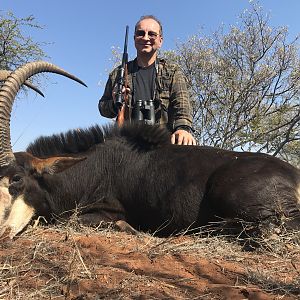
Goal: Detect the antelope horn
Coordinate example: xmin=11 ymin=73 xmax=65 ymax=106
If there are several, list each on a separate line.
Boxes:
xmin=0 ymin=70 xmax=45 ymax=97
xmin=0 ymin=61 xmax=87 ymax=167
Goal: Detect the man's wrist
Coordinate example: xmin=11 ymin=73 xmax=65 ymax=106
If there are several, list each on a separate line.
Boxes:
xmin=174 ymin=125 xmax=193 ymax=133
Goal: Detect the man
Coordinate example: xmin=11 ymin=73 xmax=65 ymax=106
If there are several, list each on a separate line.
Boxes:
xmin=99 ymin=15 xmax=196 ymax=145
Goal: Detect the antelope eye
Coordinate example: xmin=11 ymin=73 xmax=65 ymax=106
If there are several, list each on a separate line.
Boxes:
xmin=11 ymin=175 xmax=23 ymax=183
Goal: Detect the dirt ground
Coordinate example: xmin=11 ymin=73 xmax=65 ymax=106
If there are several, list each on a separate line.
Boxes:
xmin=0 ymin=223 xmax=299 ymax=300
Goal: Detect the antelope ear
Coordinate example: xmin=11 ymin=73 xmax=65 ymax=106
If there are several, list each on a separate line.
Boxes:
xmin=32 ymin=156 xmax=86 ymax=175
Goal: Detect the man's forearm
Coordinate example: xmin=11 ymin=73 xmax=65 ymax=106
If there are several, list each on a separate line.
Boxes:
xmin=98 ymin=97 xmax=118 ymax=118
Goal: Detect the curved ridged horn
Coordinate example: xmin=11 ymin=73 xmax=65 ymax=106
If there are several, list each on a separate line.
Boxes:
xmin=0 ymin=61 xmax=87 ymax=167
xmin=0 ymin=70 xmax=45 ymax=97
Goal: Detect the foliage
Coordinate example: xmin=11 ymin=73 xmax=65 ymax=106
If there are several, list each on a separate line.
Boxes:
xmin=162 ymin=2 xmax=300 ymax=165
xmin=0 ymin=11 xmax=47 ymax=71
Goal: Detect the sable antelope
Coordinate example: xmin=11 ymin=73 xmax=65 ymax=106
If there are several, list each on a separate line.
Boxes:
xmin=0 ymin=61 xmax=299 ymax=239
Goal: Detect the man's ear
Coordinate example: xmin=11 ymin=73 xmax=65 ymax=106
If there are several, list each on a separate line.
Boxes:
xmin=158 ymin=35 xmax=163 ymax=48
xmin=31 ymin=156 xmax=86 ymax=175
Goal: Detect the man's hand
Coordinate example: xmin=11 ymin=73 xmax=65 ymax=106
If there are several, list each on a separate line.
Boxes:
xmin=112 ymin=86 xmax=131 ymax=102
xmin=171 ymin=129 xmax=197 ymax=145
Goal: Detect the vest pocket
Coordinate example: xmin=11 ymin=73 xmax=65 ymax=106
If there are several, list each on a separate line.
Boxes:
xmin=155 ymin=95 xmax=168 ymax=125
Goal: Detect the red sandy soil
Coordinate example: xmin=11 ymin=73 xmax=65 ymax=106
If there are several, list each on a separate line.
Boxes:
xmin=0 ymin=224 xmax=299 ymax=299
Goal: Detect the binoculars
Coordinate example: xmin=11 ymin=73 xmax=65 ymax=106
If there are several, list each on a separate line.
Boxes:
xmin=132 ymin=99 xmax=155 ymax=125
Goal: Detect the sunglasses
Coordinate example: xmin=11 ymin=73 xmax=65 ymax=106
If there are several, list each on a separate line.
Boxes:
xmin=135 ymin=30 xmax=160 ymax=39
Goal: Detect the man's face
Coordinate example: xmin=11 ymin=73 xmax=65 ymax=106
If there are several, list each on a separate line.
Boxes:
xmin=134 ymin=19 xmax=163 ymax=55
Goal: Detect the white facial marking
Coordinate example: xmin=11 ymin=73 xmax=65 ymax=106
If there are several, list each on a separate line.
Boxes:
xmin=296 ymin=183 xmax=300 ymax=205
xmin=0 ymin=195 xmax=35 ymax=239
xmin=0 ymin=177 xmax=12 ymax=225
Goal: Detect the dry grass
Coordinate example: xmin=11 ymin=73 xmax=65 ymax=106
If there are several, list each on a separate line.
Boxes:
xmin=0 ymin=220 xmax=299 ymax=299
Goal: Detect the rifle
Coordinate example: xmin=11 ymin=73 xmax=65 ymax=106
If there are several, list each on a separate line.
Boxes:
xmin=116 ymin=25 xmax=129 ymax=126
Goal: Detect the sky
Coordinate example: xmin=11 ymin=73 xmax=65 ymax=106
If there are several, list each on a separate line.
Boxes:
xmin=1 ymin=0 xmax=300 ymax=151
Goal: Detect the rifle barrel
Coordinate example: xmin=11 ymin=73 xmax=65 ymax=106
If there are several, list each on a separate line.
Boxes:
xmin=115 ymin=25 xmax=129 ymax=109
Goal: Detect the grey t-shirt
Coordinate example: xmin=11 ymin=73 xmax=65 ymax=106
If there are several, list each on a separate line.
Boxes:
xmin=133 ymin=63 xmax=156 ymax=104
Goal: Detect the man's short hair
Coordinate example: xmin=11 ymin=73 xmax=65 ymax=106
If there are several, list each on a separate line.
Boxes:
xmin=135 ymin=15 xmax=163 ymax=37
